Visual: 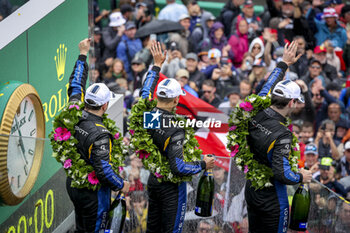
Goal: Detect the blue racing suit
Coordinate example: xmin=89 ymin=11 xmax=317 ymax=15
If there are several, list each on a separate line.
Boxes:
xmin=67 ymin=55 xmax=124 ymax=233
xmin=245 ymin=61 xmax=303 ymax=233
xmin=141 ymin=66 xmax=206 ymax=233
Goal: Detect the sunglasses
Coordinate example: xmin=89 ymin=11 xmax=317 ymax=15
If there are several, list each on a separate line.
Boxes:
xmin=203 ymin=90 xmax=212 ymax=94
xmin=252 ymin=46 xmax=261 ymax=50
xmin=310 ymin=65 xmax=321 ymax=69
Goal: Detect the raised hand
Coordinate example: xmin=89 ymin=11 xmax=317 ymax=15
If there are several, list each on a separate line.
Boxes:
xmin=150 ymin=41 xmax=167 ymax=68
xmin=78 ymin=38 xmax=91 ymax=56
xmin=282 ymin=41 xmax=302 ymax=66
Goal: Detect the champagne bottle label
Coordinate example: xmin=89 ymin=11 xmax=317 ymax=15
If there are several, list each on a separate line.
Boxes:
xmin=104 ymin=230 xmax=113 ymax=233
xmin=195 ymin=207 xmax=201 ymax=214
xmin=204 ymin=171 xmax=213 ymax=176
xmin=299 ymin=222 xmax=307 ymax=229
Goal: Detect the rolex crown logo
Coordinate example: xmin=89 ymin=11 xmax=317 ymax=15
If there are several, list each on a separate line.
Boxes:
xmin=54 ymin=44 xmax=67 ymax=81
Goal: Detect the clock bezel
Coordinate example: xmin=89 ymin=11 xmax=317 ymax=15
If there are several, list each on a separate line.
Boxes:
xmin=0 ymin=84 xmax=45 ymax=205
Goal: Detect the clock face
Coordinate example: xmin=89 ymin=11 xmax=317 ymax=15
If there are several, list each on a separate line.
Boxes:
xmin=7 ymin=96 xmax=37 ymax=195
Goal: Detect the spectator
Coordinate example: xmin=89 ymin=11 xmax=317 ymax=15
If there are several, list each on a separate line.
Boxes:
xmin=208 ymin=22 xmax=230 ymax=53
xmin=92 ymin=26 xmax=105 ymax=66
xmin=185 ymin=53 xmax=205 ymax=93
xmin=328 ymin=102 xmax=350 ymax=128
xmin=291 ymin=79 xmax=316 ymax=123
xmin=327 ymin=82 xmax=343 ymax=102
xmin=310 ymin=79 xmax=339 ymax=130
xmin=218 ymin=0 xmax=244 ymax=37
xmin=228 ymin=18 xmax=249 ymax=68
xmin=124 ymin=191 xmax=148 ymax=233
xmin=211 ymin=62 xmax=240 ymax=99
xmin=169 ymin=14 xmax=191 ymax=56
xmin=104 ymin=58 xmax=128 ymax=83
xmin=131 ymin=57 xmax=148 ymax=92
xmin=133 ymin=36 xmax=153 ymax=68
xmin=161 ymin=41 xmax=186 ymax=79
xmin=316 ymin=157 xmax=347 ymax=197
xmin=102 ymin=12 xmax=126 ymax=61
xmin=266 ymin=0 xmax=283 ymax=19
xmin=125 ymin=154 xmax=149 ymax=186
xmin=175 ymin=69 xmax=198 ymax=97
xmin=324 ymin=39 xmax=341 ymax=73
xmin=197 ymin=219 xmax=214 ymax=233
xmin=218 ymin=87 xmax=241 ymax=115
xmin=334 ymin=120 xmax=349 ymax=146
xmin=231 ymin=0 xmax=263 ymax=42
xmin=239 ymin=79 xmax=252 ymax=100
xmin=334 ymin=201 xmax=350 ymax=233
xmin=237 ymin=53 xmax=254 ymax=79
xmin=300 ymin=121 xmax=315 ymax=145
xmin=201 ymin=48 xmax=221 ymax=79
xmin=201 ymin=79 xmax=222 ymax=108
xmin=336 ymin=141 xmax=350 ymax=179
xmin=248 ymin=37 xmax=265 ymax=60
xmin=93 ymin=0 xmax=110 ymax=28
xmin=303 ymin=143 xmax=320 ymax=177
xmin=157 ymin=0 xmax=188 ymax=22
xmin=315 ymin=119 xmax=340 ymax=160
xmin=313 ymin=45 xmax=338 ymax=82
xmin=289 ymin=36 xmax=312 ymax=78
xmin=120 ymin=4 xmax=134 ymax=21
xmin=187 ymin=1 xmax=217 ymax=53
xmin=116 ymin=21 xmax=143 ymax=82
xmin=248 ymin=58 xmax=267 ymax=88
xmin=301 ymin=59 xmax=329 ymax=88
xmin=313 ymin=7 xmax=347 ymax=49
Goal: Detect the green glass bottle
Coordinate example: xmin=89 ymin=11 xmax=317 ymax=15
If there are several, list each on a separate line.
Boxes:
xmin=289 ymin=183 xmax=311 ymax=231
xmin=195 ymin=155 xmax=215 ymax=217
xmin=104 ymin=193 xmax=127 ymax=233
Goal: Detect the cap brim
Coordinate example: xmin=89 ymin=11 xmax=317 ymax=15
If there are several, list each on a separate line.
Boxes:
xmin=319 ymin=165 xmax=330 ymax=170
xmin=297 ymin=96 xmax=305 ymax=103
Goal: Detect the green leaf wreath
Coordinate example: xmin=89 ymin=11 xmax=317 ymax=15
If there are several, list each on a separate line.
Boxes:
xmin=227 ymin=94 xmax=300 ymax=190
xmin=128 ymin=97 xmax=202 ymax=183
xmin=49 ymin=102 xmax=127 ymax=191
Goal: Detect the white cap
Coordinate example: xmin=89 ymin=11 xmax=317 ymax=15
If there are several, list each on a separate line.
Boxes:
xmin=345 ymin=141 xmax=350 ymax=150
xmin=156 ymin=78 xmax=186 ymax=98
xmin=208 ymin=48 xmax=221 ymax=59
xmin=85 ymin=83 xmax=113 ymax=106
xmin=179 ymin=13 xmax=190 ymax=21
xmin=272 ymin=80 xmax=304 ymax=103
xmin=109 ymin=12 xmax=126 ymax=27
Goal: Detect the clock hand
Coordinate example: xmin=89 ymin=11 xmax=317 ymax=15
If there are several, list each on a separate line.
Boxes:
xmin=14 ymin=115 xmax=28 ymax=164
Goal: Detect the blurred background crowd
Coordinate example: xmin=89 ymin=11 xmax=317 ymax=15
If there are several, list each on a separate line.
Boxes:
xmin=3 ymin=0 xmax=350 ymax=232
xmin=89 ymin=0 xmax=350 ymax=232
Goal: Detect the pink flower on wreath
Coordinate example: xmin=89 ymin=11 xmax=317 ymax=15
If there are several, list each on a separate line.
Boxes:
xmin=114 ymin=132 xmax=120 ymax=140
xmin=118 ymin=166 xmax=124 ymax=173
xmin=63 ymin=159 xmax=72 ymax=169
xmin=239 ymin=102 xmax=254 ymax=112
xmin=136 ymin=150 xmax=150 ymax=159
xmin=69 ymin=104 xmax=80 ymax=110
xmin=129 ymin=129 xmax=135 ymax=136
xmin=288 ymin=124 xmax=293 ymax=132
xmin=293 ymin=147 xmax=298 ymax=151
xmin=88 ymin=171 xmax=99 ymax=185
xmin=230 ymin=145 xmax=239 ymax=157
xmin=229 ymin=125 xmax=237 ymax=131
xmin=54 ymin=127 xmax=71 ymax=141
xmin=244 ymin=165 xmax=249 ymax=174
xmin=155 ymin=172 xmax=163 ymax=178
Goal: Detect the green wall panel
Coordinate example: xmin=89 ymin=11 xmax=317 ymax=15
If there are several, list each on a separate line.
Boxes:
xmin=0 ymin=33 xmax=28 ymax=84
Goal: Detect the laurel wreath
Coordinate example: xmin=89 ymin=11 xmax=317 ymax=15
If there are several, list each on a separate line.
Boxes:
xmin=227 ymin=94 xmax=300 ymax=190
xmin=49 ymin=102 xmax=127 ymax=191
xmin=128 ymin=97 xmax=202 ymax=183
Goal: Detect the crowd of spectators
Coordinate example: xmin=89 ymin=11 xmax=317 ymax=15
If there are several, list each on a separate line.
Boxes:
xmin=89 ymin=0 xmax=350 ymax=232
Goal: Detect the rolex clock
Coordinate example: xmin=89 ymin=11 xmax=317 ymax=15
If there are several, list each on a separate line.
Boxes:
xmin=0 ymin=81 xmax=45 ymax=205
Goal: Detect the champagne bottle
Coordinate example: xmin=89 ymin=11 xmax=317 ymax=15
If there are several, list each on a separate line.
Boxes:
xmin=195 ymin=155 xmax=215 ymax=217
xmin=104 ymin=193 xmax=127 ymax=233
xmin=289 ymin=183 xmax=311 ymax=231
